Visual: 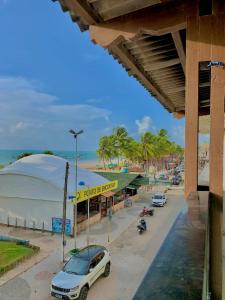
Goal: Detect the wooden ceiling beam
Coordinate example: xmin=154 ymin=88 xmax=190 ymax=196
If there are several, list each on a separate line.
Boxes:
xmin=171 ymin=31 xmax=186 ymax=72
xmin=90 ymin=0 xmax=197 ymax=47
xmin=127 ymin=38 xmax=172 ymax=50
xmin=95 ymin=0 xmax=161 ymax=21
xmin=131 ymin=47 xmax=175 ymax=57
xmin=144 ymin=58 xmax=180 ymax=71
xmin=129 ymin=44 xmax=175 ymax=58
xmin=142 ymin=56 xmax=179 ymax=67
xmin=151 ymin=73 xmax=184 ymax=80
xmin=167 ymin=86 xmax=185 ymax=93
xmin=108 ymin=37 xmax=175 ymax=112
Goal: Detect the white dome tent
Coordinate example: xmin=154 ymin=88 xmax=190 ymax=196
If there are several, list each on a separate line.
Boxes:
xmin=0 ymin=154 xmax=108 ymax=231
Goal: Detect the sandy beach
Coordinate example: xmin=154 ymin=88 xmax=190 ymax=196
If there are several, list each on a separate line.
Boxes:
xmin=78 ymin=160 xmax=99 ymax=170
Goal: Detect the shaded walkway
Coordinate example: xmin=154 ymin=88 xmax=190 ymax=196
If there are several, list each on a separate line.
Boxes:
xmin=133 ymin=209 xmax=206 ymax=300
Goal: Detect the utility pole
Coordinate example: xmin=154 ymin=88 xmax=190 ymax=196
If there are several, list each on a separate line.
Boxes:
xmin=62 ymin=162 xmax=69 ymax=262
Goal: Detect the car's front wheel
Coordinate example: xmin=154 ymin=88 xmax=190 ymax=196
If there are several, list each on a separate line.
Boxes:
xmin=103 ymin=263 xmax=110 ymax=277
xmin=79 ymin=286 xmax=89 ymax=300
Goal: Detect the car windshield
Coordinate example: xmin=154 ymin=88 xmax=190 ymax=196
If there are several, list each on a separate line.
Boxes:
xmin=154 ymin=195 xmax=163 ymax=199
xmin=63 ymin=256 xmax=89 ymax=275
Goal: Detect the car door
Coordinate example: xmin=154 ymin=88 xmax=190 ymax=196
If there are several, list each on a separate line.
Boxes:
xmin=91 ymin=252 xmax=106 ymax=284
xmin=87 ymin=257 xmax=98 ymax=286
xmin=95 ymin=252 xmax=106 ymax=280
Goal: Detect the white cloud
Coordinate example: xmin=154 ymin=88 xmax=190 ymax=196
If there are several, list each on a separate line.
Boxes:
xmin=15 ymin=122 xmax=27 ymax=130
xmin=135 ymin=116 xmax=152 ymax=135
xmin=0 ymin=76 xmax=111 ymax=150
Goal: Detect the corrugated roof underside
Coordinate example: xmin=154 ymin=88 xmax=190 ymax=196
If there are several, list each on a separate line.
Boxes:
xmin=87 ymin=0 xmax=161 ymax=20
xmin=110 ymin=33 xmax=185 ymax=112
xmin=56 ymin=0 xmax=174 ymax=30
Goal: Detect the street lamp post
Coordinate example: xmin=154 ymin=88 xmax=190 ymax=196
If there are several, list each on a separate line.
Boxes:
xmin=79 ymin=181 xmax=90 ymax=247
xmin=69 ymin=129 xmax=84 ymax=249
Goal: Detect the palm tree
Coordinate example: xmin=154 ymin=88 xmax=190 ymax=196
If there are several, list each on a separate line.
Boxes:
xmin=96 ymin=127 xmax=184 ymax=173
xmin=139 ymin=132 xmax=156 ymax=174
xmin=156 ymin=129 xmax=177 ymax=169
xmin=158 ymin=128 xmax=168 ymax=138
xmin=123 ymin=138 xmax=141 ymax=164
xmin=112 ymin=127 xmax=129 ymax=165
xmin=97 ymin=136 xmax=115 ymax=169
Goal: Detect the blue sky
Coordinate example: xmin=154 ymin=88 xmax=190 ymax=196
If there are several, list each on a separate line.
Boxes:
xmin=0 ymin=0 xmax=185 ymax=151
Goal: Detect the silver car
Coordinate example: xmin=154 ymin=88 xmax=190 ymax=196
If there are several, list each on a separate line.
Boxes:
xmin=51 ymin=245 xmax=111 ymax=300
xmin=152 ymin=193 xmax=167 ymax=207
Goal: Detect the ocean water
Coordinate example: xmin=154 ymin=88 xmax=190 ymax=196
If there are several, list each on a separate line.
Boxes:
xmin=0 ymin=149 xmax=98 ymax=166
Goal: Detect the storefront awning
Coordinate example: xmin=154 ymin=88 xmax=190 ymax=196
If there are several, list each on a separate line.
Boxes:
xmin=101 ymin=191 xmax=115 ymax=197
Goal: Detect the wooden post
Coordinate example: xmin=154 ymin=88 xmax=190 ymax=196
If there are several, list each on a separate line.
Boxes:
xmin=209 ymin=66 xmax=225 ymax=195
xmin=208 ymin=16 xmax=225 ymax=299
xmin=185 ymin=15 xmax=225 ymax=297
xmin=184 ymin=16 xmax=199 ymax=198
xmin=209 ymin=66 xmax=224 ymax=299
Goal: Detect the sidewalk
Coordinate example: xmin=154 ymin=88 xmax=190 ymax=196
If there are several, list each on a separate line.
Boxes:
xmin=0 ymin=196 xmax=149 ymax=300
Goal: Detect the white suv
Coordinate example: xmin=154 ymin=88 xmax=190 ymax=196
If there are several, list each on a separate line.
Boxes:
xmin=152 ymin=193 xmax=167 ymax=207
xmin=51 ymin=245 xmax=111 ymax=300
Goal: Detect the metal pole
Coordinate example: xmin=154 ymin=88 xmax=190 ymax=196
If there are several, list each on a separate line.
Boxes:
xmin=62 ymin=162 xmax=69 ymax=262
xmin=87 ymin=190 xmax=90 ymax=247
xmin=73 ymin=135 xmax=78 ymax=249
xmin=69 ymin=129 xmax=83 ymax=247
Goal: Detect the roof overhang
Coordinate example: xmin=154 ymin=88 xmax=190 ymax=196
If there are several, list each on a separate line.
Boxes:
xmin=101 ymin=191 xmax=115 ymax=197
xmin=52 ymin=0 xmax=225 ymax=117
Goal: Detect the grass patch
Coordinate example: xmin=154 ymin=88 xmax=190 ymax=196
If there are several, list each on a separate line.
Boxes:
xmin=0 ymin=241 xmax=35 ymax=275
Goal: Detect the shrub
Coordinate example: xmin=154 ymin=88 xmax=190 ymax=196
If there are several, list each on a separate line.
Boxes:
xmin=43 ymin=150 xmax=54 ymax=155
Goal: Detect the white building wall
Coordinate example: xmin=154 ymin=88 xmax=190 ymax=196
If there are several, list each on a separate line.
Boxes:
xmin=0 ymin=174 xmax=74 ymax=231
xmin=0 ymin=196 xmax=74 ymax=231
xmin=0 ymin=155 xmax=108 ymax=232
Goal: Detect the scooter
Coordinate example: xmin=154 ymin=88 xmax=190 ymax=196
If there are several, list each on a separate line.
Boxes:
xmin=137 ymin=219 xmax=147 ymax=234
xmin=139 ymin=207 xmax=154 ymax=217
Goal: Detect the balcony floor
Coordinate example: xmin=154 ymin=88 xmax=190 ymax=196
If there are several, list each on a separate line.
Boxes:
xmin=133 ymin=208 xmax=206 ymax=300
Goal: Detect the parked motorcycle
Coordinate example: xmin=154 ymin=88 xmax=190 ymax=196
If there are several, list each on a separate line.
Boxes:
xmin=137 ymin=219 xmax=147 ymax=234
xmin=139 ymin=207 xmax=154 ymax=217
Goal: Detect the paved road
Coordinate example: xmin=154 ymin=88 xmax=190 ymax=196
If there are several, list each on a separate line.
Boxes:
xmin=0 ymin=190 xmax=185 ymax=300
xmin=87 ymin=192 xmax=185 ymax=300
